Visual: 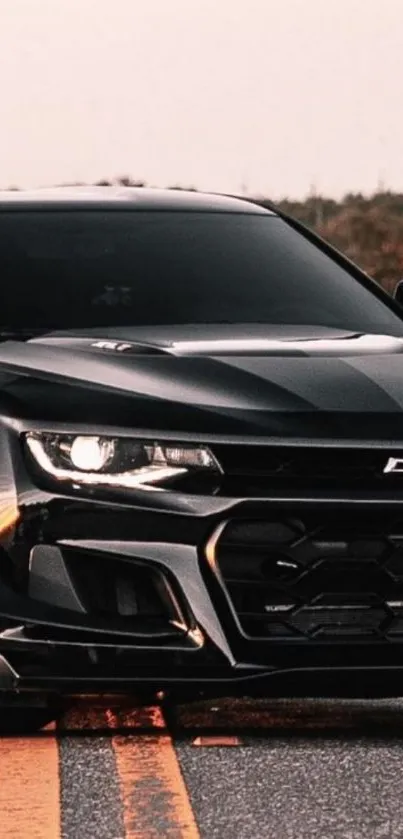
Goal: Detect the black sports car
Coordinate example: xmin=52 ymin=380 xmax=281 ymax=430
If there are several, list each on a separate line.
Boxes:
xmin=1 ymin=186 xmax=403 ymax=731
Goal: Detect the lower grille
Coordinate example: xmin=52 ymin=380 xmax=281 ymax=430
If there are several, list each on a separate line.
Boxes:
xmin=212 ymin=512 xmax=403 ymax=642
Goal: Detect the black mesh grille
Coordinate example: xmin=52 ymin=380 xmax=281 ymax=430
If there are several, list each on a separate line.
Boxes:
xmin=214 ymin=512 xmax=403 ymax=641
xmin=211 ymin=444 xmax=403 ymax=495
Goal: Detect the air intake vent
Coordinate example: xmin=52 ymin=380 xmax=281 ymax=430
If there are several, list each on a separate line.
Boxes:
xmin=65 ymin=550 xmax=185 ymax=635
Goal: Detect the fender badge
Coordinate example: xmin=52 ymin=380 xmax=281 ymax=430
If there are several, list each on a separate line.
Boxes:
xmin=384 ymin=457 xmax=403 ymax=474
xmin=91 ymin=340 xmax=133 ymax=352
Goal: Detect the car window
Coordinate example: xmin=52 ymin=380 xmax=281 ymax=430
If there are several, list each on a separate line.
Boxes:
xmin=0 ymin=209 xmax=402 ymax=335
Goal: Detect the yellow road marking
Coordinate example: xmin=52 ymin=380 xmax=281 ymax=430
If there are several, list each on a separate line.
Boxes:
xmin=0 ymin=723 xmax=61 ymax=839
xmin=107 ymin=706 xmax=200 ymax=839
xmin=192 ymin=735 xmax=242 ymax=746
xmin=0 ymin=700 xmax=199 ymax=839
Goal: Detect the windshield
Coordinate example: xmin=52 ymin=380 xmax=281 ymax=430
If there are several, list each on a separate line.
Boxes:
xmin=1 ymin=209 xmax=403 ymax=336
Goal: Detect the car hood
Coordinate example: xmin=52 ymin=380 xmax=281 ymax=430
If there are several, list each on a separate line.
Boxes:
xmin=0 ymin=324 xmax=403 ymax=440
xmin=26 ymin=323 xmax=403 ymax=357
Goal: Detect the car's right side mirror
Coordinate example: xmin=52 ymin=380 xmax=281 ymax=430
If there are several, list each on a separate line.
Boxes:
xmin=394 ymin=279 xmax=403 ymax=306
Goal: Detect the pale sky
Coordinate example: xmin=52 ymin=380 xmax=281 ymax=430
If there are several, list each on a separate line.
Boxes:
xmin=1 ymin=0 xmax=402 ymax=198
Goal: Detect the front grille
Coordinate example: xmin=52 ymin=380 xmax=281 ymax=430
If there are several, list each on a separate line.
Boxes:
xmin=212 ymin=512 xmax=403 ymax=642
xmin=211 ymin=444 xmax=403 ymax=495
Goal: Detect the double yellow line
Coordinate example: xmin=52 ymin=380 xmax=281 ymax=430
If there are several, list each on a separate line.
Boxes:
xmin=0 ymin=705 xmax=199 ymax=839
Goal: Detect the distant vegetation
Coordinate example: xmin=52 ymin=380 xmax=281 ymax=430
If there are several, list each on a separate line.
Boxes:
xmin=7 ymin=177 xmax=403 ymax=294
xmin=270 ymin=191 xmax=403 ymax=295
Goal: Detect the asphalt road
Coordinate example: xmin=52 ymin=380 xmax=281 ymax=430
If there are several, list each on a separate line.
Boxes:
xmin=3 ymin=697 xmax=403 ymax=838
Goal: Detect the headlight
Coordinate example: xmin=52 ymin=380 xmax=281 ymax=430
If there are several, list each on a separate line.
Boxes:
xmin=24 ymin=433 xmax=221 ymax=490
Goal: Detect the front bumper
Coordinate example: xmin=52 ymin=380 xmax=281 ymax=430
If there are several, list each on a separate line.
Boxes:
xmin=3 ymin=476 xmax=403 ymax=698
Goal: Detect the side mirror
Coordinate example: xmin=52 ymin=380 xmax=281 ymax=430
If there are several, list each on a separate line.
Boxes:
xmin=394 ymin=279 xmax=403 ymax=306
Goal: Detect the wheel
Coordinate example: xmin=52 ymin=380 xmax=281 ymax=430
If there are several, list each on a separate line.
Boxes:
xmin=0 ymin=695 xmax=61 ymax=735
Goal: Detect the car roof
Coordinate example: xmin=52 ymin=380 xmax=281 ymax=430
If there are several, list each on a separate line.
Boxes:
xmin=0 ymin=186 xmax=274 ymax=214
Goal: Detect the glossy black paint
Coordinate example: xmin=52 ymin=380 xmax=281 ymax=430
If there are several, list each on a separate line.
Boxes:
xmin=2 ymin=189 xmax=403 ymax=699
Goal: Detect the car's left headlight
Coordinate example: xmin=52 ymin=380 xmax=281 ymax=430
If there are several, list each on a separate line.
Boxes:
xmin=24 ymin=432 xmax=221 ymax=490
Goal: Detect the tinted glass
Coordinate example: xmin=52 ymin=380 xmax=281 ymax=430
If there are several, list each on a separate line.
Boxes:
xmin=0 ymin=209 xmax=402 ymax=335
